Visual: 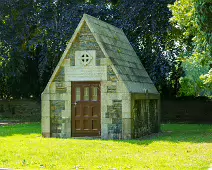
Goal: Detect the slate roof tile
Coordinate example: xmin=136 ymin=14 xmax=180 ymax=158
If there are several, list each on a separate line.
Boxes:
xmin=83 ymin=14 xmax=159 ymax=94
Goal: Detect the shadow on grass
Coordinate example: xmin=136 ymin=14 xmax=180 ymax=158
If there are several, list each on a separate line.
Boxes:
xmin=75 ymin=124 xmax=212 ymax=144
xmin=70 ymin=124 xmax=212 ymax=145
xmin=0 ymin=123 xmax=41 ymax=137
xmin=117 ymin=124 xmax=212 ymax=145
xmin=0 ymin=123 xmax=211 ymax=144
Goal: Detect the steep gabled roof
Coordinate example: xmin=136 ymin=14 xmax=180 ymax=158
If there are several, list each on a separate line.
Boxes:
xmin=84 ymin=14 xmax=158 ymax=94
xmin=44 ymin=14 xmax=158 ymax=94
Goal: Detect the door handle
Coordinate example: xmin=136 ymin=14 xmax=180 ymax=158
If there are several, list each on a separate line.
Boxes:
xmin=72 ymin=102 xmax=77 ymax=105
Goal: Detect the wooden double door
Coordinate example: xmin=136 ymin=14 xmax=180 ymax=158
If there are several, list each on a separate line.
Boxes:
xmin=71 ymin=82 xmax=101 ymax=137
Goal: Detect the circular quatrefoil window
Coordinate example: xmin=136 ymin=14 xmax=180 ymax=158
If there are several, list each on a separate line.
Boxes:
xmin=80 ymin=53 xmax=93 ymax=66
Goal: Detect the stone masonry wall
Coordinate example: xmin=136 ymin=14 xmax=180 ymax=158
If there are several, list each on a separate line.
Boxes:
xmin=66 ymin=22 xmax=105 ymax=65
xmin=50 ymin=100 xmax=65 ymax=137
xmin=103 ymin=62 xmax=124 ymax=139
xmin=161 ymin=98 xmax=212 ymax=123
xmin=105 ymin=100 xmax=122 ymax=139
xmin=107 ymin=66 xmax=118 ymax=93
xmin=54 ymin=67 xmax=67 ymax=93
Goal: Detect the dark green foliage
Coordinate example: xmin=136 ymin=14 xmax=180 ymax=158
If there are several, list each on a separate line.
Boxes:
xmin=168 ymin=0 xmax=212 ymax=93
xmin=0 ymin=0 xmax=179 ymax=99
xmin=195 ymin=1 xmax=212 ymax=33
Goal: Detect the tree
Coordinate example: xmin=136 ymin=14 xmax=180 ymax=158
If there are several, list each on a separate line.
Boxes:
xmin=0 ymin=0 xmax=37 ymax=98
xmin=0 ymin=0 xmax=113 ymax=99
xmin=168 ymin=0 xmax=212 ymax=96
xmin=179 ymin=61 xmax=210 ymax=96
xmin=0 ymin=0 xmax=180 ymax=99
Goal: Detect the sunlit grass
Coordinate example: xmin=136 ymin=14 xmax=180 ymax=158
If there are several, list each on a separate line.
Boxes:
xmin=0 ymin=123 xmax=211 ymax=169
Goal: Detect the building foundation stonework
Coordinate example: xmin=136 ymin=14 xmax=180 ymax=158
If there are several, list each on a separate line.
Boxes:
xmin=41 ymin=14 xmax=160 ymax=139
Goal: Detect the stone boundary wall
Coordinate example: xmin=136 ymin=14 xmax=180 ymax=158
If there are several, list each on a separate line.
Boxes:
xmin=0 ymin=99 xmax=41 ymax=122
xmin=161 ymin=98 xmax=212 ymax=123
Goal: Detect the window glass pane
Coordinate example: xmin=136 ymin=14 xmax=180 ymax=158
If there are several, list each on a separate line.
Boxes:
xmin=84 ymin=87 xmax=89 ymax=101
xmin=76 ymin=87 xmax=80 ymax=101
xmin=92 ymin=87 xmax=98 ymax=101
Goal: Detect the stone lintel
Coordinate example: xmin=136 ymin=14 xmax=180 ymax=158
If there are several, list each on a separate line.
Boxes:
xmin=132 ymin=93 xmax=160 ymax=100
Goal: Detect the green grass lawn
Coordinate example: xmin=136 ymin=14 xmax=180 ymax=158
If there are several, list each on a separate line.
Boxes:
xmin=0 ymin=123 xmax=211 ymax=170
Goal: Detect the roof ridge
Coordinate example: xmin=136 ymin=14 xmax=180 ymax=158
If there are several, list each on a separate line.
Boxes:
xmin=83 ymin=13 xmax=123 ymax=32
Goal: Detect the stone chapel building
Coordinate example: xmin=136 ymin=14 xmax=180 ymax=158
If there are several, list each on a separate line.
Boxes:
xmin=41 ymin=14 xmax=160 ymax=139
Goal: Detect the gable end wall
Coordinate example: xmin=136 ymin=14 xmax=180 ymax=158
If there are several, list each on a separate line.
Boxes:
xmin=42 ymin=20 xmax=133 ymax=139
